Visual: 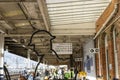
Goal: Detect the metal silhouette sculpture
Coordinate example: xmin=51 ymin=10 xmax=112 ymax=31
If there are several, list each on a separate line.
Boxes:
xmin=28 ymin=30 xmax=70 ymax=61
xmin=28 ymin=30 xmax=70 ymax=80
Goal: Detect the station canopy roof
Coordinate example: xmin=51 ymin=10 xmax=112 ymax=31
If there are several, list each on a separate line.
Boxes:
xmin=0 ymin=0 xmax=110 ymax=65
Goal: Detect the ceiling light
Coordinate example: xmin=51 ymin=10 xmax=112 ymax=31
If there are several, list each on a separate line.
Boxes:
xmin=4 ymin=10 xmax=22 ymax=17
xmin=12 ymin=39 xmax=18 ymax=42
xmin=15 ymin=22 xmax=29 ymax=27
xmin=22 ymin=45 xmax=26 ymax=48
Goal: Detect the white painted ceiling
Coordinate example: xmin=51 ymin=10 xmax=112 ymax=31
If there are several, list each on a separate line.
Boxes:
xmin=46 ymin=0 xmax=110 ymax=35
xmin=0 ymin=0 xmax=111 ymax=65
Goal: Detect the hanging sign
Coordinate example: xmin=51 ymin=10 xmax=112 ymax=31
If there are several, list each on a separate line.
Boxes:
xmin=53 ymin=43 xmax=72 ymax=54
xmin=89 ymin=48 xmax=99 ymax=53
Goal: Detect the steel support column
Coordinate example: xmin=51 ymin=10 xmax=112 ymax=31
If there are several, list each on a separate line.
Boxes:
xmin=0 ymin=33 xmax=4 ymax=80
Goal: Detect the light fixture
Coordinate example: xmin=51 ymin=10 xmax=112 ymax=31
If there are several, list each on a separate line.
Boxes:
xmin=15 ymin=22 xmax=29 ymax=27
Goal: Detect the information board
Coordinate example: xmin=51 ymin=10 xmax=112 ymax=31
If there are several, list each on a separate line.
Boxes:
xmin=53 ymin=43 xmax=72 ymax=54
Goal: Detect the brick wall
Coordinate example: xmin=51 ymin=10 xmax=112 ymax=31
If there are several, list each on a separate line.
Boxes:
xmin=116 ymin=25 xmax=120 ymax=78
xmin=95 ymin=39 xmax=100 ymax=77
xmin=96 ymin=32 xmax=116 ymax=80
xmin=99 ymin=34 xmax=107 ymax=80
xmin=100 ymin=43 xmax=106 ymax=80
xmin=107 ymin=30 xmax=115 ymax=79
xmin=95 ymin=1 xmax=120 ymax=80
xmin=95 ymin=53 xmax=99 ymax=77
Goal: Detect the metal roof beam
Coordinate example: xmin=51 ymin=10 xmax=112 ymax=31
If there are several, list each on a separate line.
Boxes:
xmin=0 ymin=18 xmax=42 ymax=21
xmin=50 ymin=12 xmax=100 ymax=19
xmin=51 ymin=22 xmax=95 ymax=29
xmin=5 ymin=33 xmax=94 ymax=37
xmin=5 ymin=34 xmax=49 ymax=37
xmin=50 ymin=19 xmax=97 ymax=23
xmin=49 ymin=12 xmax=101 ymax=17
xmin=51 ymin=14 xmax=99 ymax=18
xmin=48 ymin=6 xmax=107 ymax=12
xmin=0 ymin=12 xmax=16 ymax=30
xmin=46 ymin=0 xmax=108 ymax=4
xmin=48 ymin=9 xmax=104 ymax=15
xmin=50 ymin=16 xmax=99 ymax=22
xmin=51 ymin=21 xmax=96 ymax=26
xmin=47 ymin=1 xmax=109 ymax=8
xmin=37 ymin=0 xmax=50 ymax=31
xmin=0 ymin=26 xmax=6 ymax=33
xmin=0 ymin=1 xmax=37 ymax=3
xmin=51 ymin=31 xmax=95 ymax=36
xmin=51 ymin=29 xmax=95 ymax=33
xmin=17 ymin=3 xmax=36 ymax=30
xmin=52 ymin=33 xmax=94 ymax=36
xmin=50 ymin=14 xmax=100 ymax=20
xmin=51 ymin=21 xmax=95 ymax=26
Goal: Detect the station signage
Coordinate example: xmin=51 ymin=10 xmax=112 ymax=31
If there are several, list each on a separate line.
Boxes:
xmin=53 ymin=43 xmax=72 ymax=54
xmin=89 ymin=48 xmax=99 ymax=53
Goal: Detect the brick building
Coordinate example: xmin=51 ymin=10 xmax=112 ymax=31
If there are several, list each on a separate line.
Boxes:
xmin=95 ymin=0 xmax=120 ymax=80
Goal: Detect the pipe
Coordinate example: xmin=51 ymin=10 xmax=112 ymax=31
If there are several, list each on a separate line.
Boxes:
xmin=113 ymin=27 xmax=119 ymax=78
xmin=0 ymin=19 xmax=42 ymax=21
xmin=0 ymin=1 xmax=36 ymax=3
xmin=93 ymin=4 xmax=117 ymax=39
xmin=97 ymin=38 xmax=102 ymax=76
xmin=103 ymin=15 xmax=120 ymax=32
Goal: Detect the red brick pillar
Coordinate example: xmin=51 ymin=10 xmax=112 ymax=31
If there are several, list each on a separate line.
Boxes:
xmin=95 ymin=38 xmax=99 ymax=77
xmin=99 ymin=34 xmax=107 ymax=80
xmin=116 ymin=3 xmax=120 ymax=78
xmin=116 ymin=36 xmax=120 ymax=78
xmin=95 ymin=51 xmax=100 ymax=77
xmin=107 ymin=31 xmax=115 ymax=79
xmin=116 ymin=26 xmax=120 ymax=78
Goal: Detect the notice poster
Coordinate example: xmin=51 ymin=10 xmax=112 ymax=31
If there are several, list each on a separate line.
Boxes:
xmin=53 ymin=43 xmax=72 ymax=54
xmin=85 ymin=55 xmax=94 ymax=73
xmin=86 ymin=56 xmax=91 ymax=73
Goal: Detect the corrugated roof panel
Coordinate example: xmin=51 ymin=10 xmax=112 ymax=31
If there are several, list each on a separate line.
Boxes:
xmin=46 ymin=0 xmax=111 ymax=35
